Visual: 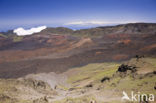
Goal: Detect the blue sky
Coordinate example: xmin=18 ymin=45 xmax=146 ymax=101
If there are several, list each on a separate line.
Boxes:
xmin=0 ymin=0 xmax=156 ymax=31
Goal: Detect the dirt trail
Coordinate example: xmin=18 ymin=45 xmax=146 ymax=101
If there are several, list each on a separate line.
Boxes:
xmin=48 ymin=89 xmax=99 ymax=102
xmin=48 ymin=88 xmax=121 ymax=103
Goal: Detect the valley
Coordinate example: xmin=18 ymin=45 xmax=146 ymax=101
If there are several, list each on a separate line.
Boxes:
xmin=0 ymin=23 xmax=156 ymax=103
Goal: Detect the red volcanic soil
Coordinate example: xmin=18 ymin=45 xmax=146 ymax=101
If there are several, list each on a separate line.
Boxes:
xmin=0 ymin=36 xmax=95 ymax=63
xmin=0 ymin=35 xmax=73 ymax=63
xmin=117 ymin=39 xmax=131 ymax=45
xmin=140 ymin=44 xmax=156 ymax=51
xmin=112 ymin=54 xmax=129 ymax=61
xmin=107 ymin=34 xmax=131 ymax=39
xmin=0 ymin=23 xmax=156 ymax=78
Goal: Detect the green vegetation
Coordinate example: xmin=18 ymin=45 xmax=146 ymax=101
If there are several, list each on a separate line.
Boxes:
xmin=13 ymin=36 xmax=23 ymax=42
xmin=0 ymin=58 xmax=156 ymax=103
xmin=0 ymin=33 xmax=7 ymax=38
xmin=57 ymin=84 xmax=69 ymax=91
xmin=63 ymin=58 xmax=156 ymax=103
xmin=67 ymin=63 xmax=120 ymax=85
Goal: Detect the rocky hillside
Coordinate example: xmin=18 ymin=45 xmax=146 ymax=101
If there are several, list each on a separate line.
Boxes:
xmin=0 ymin=23 xmax=156 ymax=78
xmin=39 ymin=23 xmax=156 ymax=37
xmin=73 ymin=23 xmax=156 ymax=37
xmin=0 ymin=57 xmax=155 ymax=103
xmin=0 ymin=23 xmax=156 ymax=103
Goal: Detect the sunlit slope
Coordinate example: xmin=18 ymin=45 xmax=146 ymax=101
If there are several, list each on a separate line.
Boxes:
xmin=0 ymin=58 xmax=155 ymax=103
xmin=55 ymin=58 xmax=156 ymax=103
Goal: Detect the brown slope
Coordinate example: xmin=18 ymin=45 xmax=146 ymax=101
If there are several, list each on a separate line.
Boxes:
xmin=0 ymin=33 xmax=156 ymax=78
xmin=0 ymin=23 xmax=156 ymax=78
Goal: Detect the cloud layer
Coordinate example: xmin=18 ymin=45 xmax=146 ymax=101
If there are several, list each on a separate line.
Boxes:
xmin=65 ymin=21 xmax=109 ymax=25
xmin=13 ymin=26 xmax=47 ymax=36
xmin=65 ymin=20 xmax=137 ymax=26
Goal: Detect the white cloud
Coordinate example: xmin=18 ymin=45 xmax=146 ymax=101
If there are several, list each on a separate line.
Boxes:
xmin=66 ymin=21 xmax=86 ymax=25
xmin=65 ymin=20 xmax=137 ymax=26
xmin=13 ymin=26 xmax=47 ymax=36
xmin=65 ymin=21 xmax=108 ymax=25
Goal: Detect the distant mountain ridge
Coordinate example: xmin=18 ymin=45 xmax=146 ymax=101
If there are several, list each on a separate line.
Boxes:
xmin=1 ymin=23 xmax=156 ymax=37
xmin=25 ymin=23 xmax=156 ymax=37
